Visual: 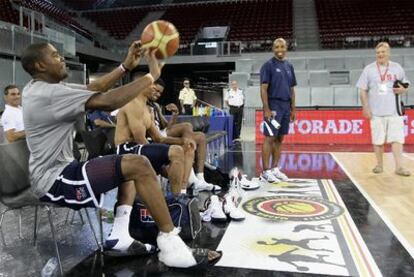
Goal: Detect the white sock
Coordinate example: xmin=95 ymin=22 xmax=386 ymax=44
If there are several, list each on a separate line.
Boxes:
xmin=188 ymin=168 xmax=198 ymax=184
xmin=196 ymin=172 xmax=205 ymax=182
xmin=181 ymin=188 xmax=187 ymax=194
xmin=107 ymin=205 xmax=134 ymax=250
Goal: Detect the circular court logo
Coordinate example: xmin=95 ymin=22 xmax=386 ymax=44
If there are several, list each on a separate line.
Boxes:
xmin=242 ymin=196 xmax=344 ymax=221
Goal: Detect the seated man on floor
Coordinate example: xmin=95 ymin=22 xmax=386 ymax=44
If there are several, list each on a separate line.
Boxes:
xmin=21 ymin=41 xmax=221 ymax=267
xmin=149 ymin=79 xmax=220 ymax=192
xmin=115 ymin=84 xmax=196 ymax=196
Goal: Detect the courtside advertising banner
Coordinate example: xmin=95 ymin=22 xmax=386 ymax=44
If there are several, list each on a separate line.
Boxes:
xmin=255 ymin=110 xmax=414 ymax=144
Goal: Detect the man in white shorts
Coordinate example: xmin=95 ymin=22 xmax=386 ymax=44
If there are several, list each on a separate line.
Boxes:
xmin=357 ymin=42 xmax=410 ymax=176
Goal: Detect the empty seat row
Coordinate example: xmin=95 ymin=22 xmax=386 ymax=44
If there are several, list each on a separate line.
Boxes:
xmin=315 ymin=0 xmax=414 ymax=49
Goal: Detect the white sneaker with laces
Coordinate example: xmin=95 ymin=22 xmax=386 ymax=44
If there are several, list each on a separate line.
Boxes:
xmin=271 ymin=167 xmax=288 ymax=181
xmin=202 ymin=195 xmax=227 ymax=223
xmin=259 ymin=170 xmax=280 ymax=183
xmin=223 ymin=194 xmax=245 ymax=221
xmin=157 ymin=227 xmax=196 ymax=268
xmin=239 ymin=175 xmax=260 ymax=190
xmin=193 ymin=179 xmax=221 ymax=192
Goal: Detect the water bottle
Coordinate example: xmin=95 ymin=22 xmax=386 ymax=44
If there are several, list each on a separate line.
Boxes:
xmin=213 ymin=153 xmax=219 ymax=168
xmin=41 ymin=257 xmax=58 ymax=277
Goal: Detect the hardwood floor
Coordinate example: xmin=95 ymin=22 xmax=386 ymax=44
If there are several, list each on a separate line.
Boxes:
xmin=332 ymin=152 xmax=414 ymax=254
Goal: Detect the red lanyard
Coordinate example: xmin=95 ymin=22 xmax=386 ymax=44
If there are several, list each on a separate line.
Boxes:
xmin=376 ymin=62 xmax=389 ymax=82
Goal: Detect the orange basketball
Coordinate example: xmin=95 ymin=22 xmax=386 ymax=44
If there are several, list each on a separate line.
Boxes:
xmin=141 ymin=20 xmax=180 ymax=59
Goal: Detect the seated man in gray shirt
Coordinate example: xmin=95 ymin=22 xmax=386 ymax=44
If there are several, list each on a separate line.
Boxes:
xmin=21 ymin=42 xmax=221 ymax=268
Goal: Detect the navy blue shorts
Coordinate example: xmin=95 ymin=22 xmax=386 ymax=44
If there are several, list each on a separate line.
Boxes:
xmin=39 ymin=155 xmax=124 ymax=210
xmin=117 ymin=142 xmax=170 ymax=174
xmin=267 ymin=100 xmax=291 ymax=136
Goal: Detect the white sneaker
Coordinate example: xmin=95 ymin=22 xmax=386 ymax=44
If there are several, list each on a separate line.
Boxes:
xmin=228 ymin=168 xmax=245 ymax=205
xmin=201 ymin=195 xmax=227 ymax=223
xmin=157 ymin=228 xmax=196 ymax=268
xmin=193 ymin=179 xmax=221 ymax=193
xmin=259 ymin=170 xmax=280 ymax=183
xmin=223 ymin=194 xmax=245 ymax=221
xmin=271 ymin=167 xmax=288 ymax=181
xmin=239 ymin=175 xmax=260 ymax=190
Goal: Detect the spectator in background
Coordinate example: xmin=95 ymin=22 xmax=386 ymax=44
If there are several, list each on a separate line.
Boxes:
xmin=179 ymin=78 xmax=197 ymax=115
xmin=357 ymin=42 xmax=410 ymax=176
xmin=225 ymin=80 xmax=244 ymax=142
xmin=1 ymin=85 xmax=25 ymax=142
xmin=87 ymin=110 xmax=116 ymax=130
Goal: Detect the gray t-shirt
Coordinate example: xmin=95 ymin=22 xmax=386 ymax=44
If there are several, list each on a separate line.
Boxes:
xmin=22 ymin=80 xmax=93 ymax=197
xmin=356 ymin=61 xmax=410 ymax=116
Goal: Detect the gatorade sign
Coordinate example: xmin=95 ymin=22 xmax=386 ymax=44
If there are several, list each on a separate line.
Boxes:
xmin=255 ymin=109 xmax=414 ymax=144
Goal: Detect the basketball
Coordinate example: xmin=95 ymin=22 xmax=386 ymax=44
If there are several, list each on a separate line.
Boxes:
xmin=140 ymin=20 xmax=180 ymax=59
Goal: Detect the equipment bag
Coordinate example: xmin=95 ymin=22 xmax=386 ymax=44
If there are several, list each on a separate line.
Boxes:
xmin=129 ymin=194 xmax=202 ymax=244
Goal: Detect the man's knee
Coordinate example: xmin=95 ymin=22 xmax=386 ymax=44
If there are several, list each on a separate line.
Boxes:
xmin=169 ymin=145 xmax=184 ymax=162
xmin=121 ymin=154 xmax=156 ymax=179
xmin=194 ymin=132 xmax=206 ymax=144
xmin=180 ymin=122 xmax=193 ymax=132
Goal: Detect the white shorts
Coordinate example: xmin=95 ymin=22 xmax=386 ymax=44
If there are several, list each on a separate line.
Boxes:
xmin=370 ymin=116 xmax=404 ymax=145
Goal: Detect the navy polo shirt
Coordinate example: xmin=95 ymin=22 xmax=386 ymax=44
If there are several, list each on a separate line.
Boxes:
xmin=260 ymin=57 xmax=297 ymax=101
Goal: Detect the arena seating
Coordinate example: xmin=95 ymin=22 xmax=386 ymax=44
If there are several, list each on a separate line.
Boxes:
xmin=161 ymin=0 xmax=292 ymax=44
xmin=315 ymin=0 xmax=414 ymax=48
xmin=61 ymin=0 xmax=97 ymax=10
xmin=80 ymin=0 xmax=292 ymax=45
xmin=112 ymin=0 xmax=163 ymax=8
xmin=83 ymin=7 xmax=150 ymax=39
xmin=18 ymin=0 xmax=92 ymax=39
xmin=0 ymin=0 xmax=20 ymax=25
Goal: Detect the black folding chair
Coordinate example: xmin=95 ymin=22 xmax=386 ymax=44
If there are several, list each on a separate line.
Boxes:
xmin=0 ymin=140 xmax=104 ymax=276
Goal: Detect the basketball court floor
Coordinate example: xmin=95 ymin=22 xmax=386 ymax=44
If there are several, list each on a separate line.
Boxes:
xmin=0 ymin=133 xmax=413 ymax=276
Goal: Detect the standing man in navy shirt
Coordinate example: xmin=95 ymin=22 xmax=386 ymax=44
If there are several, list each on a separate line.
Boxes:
xmin=259 ymin=38 xmax=297 ymax=183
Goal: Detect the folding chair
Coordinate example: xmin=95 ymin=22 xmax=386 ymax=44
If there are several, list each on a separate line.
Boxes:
xmin=0 ymin=140 xmax=104 ymax=276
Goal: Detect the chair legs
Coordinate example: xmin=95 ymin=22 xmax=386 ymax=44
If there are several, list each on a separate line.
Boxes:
xmin=46 ymin=206 xmax=64 ymax=276
xmin=84 ymin=209 xmax=100 ymax=250
xmin=18 ymin=209 xmax=22 ymax=239
xmin=97 ymin=209 xmax=105 ymax=268
xmin=33 ymin=206 xmax=38 ymax=246
xmin=0 ymin=209 xmax=7 ymax=246
xmin=84 ymin=208 xmax=105 ymax=269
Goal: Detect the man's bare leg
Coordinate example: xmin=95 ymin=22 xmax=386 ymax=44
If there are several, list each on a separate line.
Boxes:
xmin=193 ymin=132 xmax=207 ymax=173
xmin=120 ymin=154 xmax=174 ymax=231
xmin=391 ymin=142 xmax=403 ymax=169
xmin=118 ymin=154 xmax=220 ymax=267
xmin=262 ymin=136 xmax=274 ymax=170
xmin=373 ymin=144 xmax=384 ymax=172
xmin=182 ymin=146 xmax=195 ymax=190
xmin=392 ymin=142 xmax=410 ymax=175
xmin=271 ymin=135 xmax=284 ymax=168
xmin=167 ymin=145 xmax=185 ymax=195
xmin=106 ymin=154 xmax=174 ymax=252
